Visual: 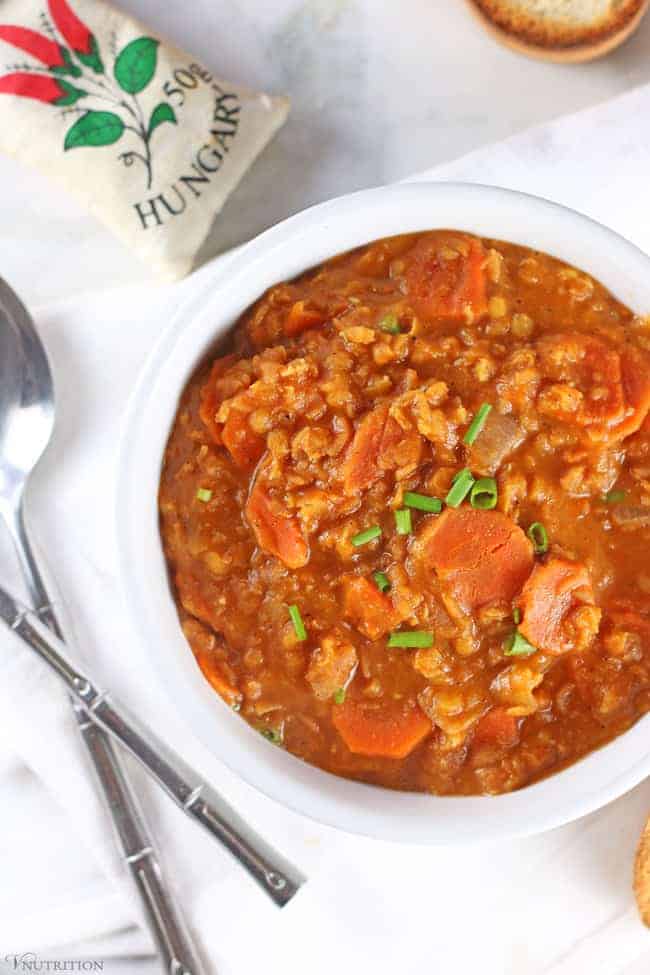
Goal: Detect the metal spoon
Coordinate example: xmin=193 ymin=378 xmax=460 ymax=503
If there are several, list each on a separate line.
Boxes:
xmin=0 ymin=279 xmax=206 ymax=971
xmin=0 ymin=281 xmax=303 ymax=917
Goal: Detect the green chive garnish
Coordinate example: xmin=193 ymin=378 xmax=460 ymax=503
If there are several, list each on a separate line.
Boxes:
xmin=288 ymin=604 xmax=307 ymax=641
xmin=373 ymin=571 xmax=391 ymax=592
xmin=513 ymin=607 xmax=521 ymax=625
xmin=463 ymin=403 xmax=492 ymax=446
xmin=333 ymin=687 xmax=346 ymax=705
xmin=470 ymin=477 xmax=498 ymax=510
xmin=445 ymin=469 xmax=475 ymax=508
xmin=379 ymin=313 xmax=401 ymax=334
xmin=527 ymin=522 xmax=548 ymax=554
xmin=196 ymin=488 xmax=212 ymax=502
xmin=604 ymin=489 xmax=626 ymax=504
xmin=504 ymin=630 xmax=536 ymax=657
xmin=403 ymin=492 xmax=443 ymax=513
xmin=352 ymin=525 xmax=382 ymax=547
xmin=388 ymin=630 xmax=434 ymax=649
xmin=260 ymin=728 xmax=282 ymax=744
xmin=395 ymin=508 xmax=412 ymax=535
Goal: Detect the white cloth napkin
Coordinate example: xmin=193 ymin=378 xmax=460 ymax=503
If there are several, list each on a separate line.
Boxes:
xmin=3 ymin=83 xmax=650 ymax=974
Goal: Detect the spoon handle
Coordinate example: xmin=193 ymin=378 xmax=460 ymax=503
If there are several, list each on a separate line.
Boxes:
xmin=0 ymin=582 xmax=304 ymax=906
xmin=7 ymin=508 xmax=206 ymax=975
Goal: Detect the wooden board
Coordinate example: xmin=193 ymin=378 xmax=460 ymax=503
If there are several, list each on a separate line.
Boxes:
xmin=635 ymin=813 xmax=650 ymax=927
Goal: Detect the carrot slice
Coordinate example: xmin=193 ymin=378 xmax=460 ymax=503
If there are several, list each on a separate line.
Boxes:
xmin=196 ymin=650 xmax=242 ymax=708
xmin=472 ymin=707 xmax=520 ymax=749
xmin=221 ymin=407 xmax=266 ymax=470
xmin=420 ymin=508 xmax=534 ymax=612
xmin=580 ymin=338 xmax=625 ymax=427
xmin=376 ymin=414 xmax=405 ymax=473
xmin=616 ymin=346 xmax=650 ymax=440
xmin=405 ymin=235 xmax=487 ymax=321
xmin=246 ymin=480 xmax=309 ymax=569
xmin=342 ymin=404 xmax=389 ymax=494
xmin=518 ymin=558 xmax=598 ymax=655
xmin=342 ymin=405 xmax=422 ymax=494
xmin=199 ymin=354 xmax=265 ymax=465
xmin=537 ymin=336 xmax=650 ymax=440
xmin=284 ymin=300 xmax=327 ymax=337
xmin=536 ymin=334 xmax=625 ymax=430
xmin=333 ymin=697 xmax=432 ymax=758
xmin=342 ymin=576 xmax=400 ymax=640
xmin=378 ymin=415 xmax=423 ymax=472
xmin=199 ymin=353 xmax=238 ymax=442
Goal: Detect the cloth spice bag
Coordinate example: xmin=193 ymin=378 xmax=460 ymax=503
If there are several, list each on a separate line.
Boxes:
xmin=0 ymin=0 xmax=289 ymax=279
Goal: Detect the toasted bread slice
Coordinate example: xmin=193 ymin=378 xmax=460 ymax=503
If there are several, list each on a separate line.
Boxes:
xmin=467 ymin=0 xmax=648 ymax=61
xmin=634 ymin=813 xmax=650 ymax=927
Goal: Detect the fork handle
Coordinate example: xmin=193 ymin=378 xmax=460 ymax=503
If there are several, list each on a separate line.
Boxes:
xmin=1 ymin=587 xmax=304 ymax=906
xmin=8 ymin=507 xmax=205 ymax=973
xmin=74 ymin=707 xmax=205 ymax=972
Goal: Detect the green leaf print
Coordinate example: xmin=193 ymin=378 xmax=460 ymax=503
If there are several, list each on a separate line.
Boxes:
xmin=64 ymin=110 xmax=125 ymax=149
xmin=114 ymin=37 xmax=159 ymax=94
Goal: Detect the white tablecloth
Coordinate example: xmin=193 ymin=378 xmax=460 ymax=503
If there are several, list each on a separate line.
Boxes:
xmin=2 ymin=69 xmax=650 ymax=975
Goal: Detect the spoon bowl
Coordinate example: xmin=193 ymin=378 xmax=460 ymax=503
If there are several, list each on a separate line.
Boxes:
xmin=0 ymin=279 xmax=54 ymax=515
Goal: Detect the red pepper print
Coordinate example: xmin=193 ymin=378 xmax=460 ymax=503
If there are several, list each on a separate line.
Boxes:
xmin=0 ymin=72 xmax=85 ymax=105
xmin=0 ymin=26 xmax=63 ymax=67
xmin=48 ymin=0 xmax=103 ymax=73
xmin=0 ymin=25 xmax=81 ymax=77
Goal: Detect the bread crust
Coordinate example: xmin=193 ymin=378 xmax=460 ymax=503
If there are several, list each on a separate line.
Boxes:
xmin=635 ymin=814 xmax=650 ymax=927
xmin=470 ymin=0 xmax=646 ymax=49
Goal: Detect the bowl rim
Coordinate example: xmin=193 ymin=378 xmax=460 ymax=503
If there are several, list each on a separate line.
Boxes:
xmin=116 ymin=181 xmax=650 ymax=844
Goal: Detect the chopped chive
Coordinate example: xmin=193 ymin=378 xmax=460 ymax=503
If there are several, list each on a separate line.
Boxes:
xmin=288 ymin=604 xmax=307 ymax=641
xmin=395 ymin=508 xmax=412 ymax=535
xmin=352 ymin=525 xmax=382 ymax=547
xmin=504 ymin=630 xmax=536 ymax=657
xmin=513 ymin=607 xmax=521 ymax=625
xmin=470 ymin=477 xmax=498 ymax=510
xmin=373 ymin=571 xmax=391 ymax=593
xmin=527 ymin=521 xmax=548 ymax=554
xmin=463 ymin=403 xmax=493 ymax=446
xmin=333 ymin=687 xmax=346 ymax=705
xmin=388 ymin=630 xmax=434 ymax=649
xmin=445 ymin=468 xmax=475 ymax=508
xmin=403 ymin=491 xmax=443 ymax=513
xmin=196 ymin=488 xmax=213 ymax=502
xmin=378 ymin=313 xmax=401 ymax=334
xmin=260 ymin=727 xmax=282 ymax=744
xmin=604 ymin=489 xmax=626 ymax=504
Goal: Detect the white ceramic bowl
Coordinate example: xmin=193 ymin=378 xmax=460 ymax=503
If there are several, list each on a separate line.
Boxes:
xmin=116 ymin=182 xmax=650 ymax=843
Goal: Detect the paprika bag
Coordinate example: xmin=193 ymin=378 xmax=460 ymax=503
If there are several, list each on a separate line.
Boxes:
xmin=0 ymin=0 xmax=289 ymax=279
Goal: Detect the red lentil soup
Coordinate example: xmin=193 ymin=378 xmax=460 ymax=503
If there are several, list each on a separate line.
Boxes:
xmin=159 ymin=230 xmax=650 ymax=795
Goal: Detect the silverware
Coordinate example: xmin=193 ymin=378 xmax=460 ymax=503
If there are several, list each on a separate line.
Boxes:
xmin=0 ymin=281 xmax=205 ymax=971
xmin=14 ymin=560 xmax=206 ymax=973
xmin=0 ymin=282 xmax=303 ymax=916
xmin=0 ymin=581 xmax=304 ymax=904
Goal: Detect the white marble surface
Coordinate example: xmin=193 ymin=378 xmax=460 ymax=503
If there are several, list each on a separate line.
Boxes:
xmin=3 ymin=2 xmax=650 ymax=973
xmin=7 ymin=0 xmax=650 ymax=306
